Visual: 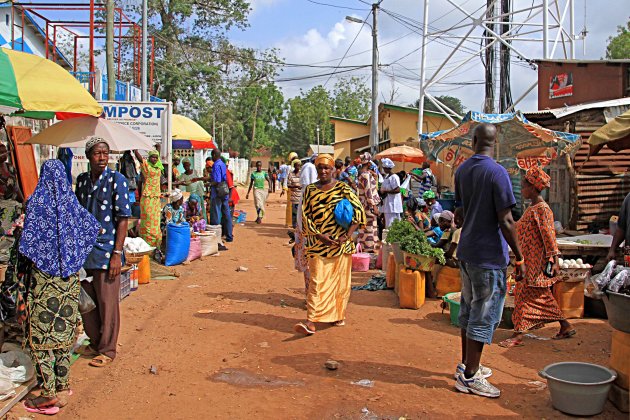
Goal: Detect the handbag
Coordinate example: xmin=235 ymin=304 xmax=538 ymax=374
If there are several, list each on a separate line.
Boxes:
xmin=215 ymin=181 xmax=230 ymax=198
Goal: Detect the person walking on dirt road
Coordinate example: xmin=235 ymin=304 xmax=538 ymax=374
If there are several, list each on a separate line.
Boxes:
xmin=293 ymin=154 xmax=366 ymax=336
xmin=454 ymin=123 xmax=525 ymax=398
xmin=246 ymin=161 xmax=272 ymax=224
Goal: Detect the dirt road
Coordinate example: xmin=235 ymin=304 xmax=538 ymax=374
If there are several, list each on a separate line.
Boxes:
xmin=12 ymin=190 xmax=623 ymax=419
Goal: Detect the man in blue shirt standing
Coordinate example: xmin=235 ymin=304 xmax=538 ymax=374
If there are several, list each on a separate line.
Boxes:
xmin=210 ymin=149 xmax=233 ymax=248
xmin=76 ymin=137 xmax=131 ymax=368
xmin=454 ymin=124 xmax=525 ymax=398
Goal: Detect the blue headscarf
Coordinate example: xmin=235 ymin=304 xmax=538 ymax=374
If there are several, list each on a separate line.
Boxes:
xmin=19 ymin=160 xmax=101 ymax=278
xmin=187 ymin=193 xmax=202 ymax=214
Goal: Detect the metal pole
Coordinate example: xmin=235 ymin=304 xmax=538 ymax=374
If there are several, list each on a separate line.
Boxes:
xmin=418 ymin=0 xmax=429 ymax=136
xmin=106 ymin=0 xmax=114 ymax=100
xmin=370 ymin=2 xmax=379 ymax=156
xmin=213 ymin=113 xmax=216 ymax=141
xmin=543 ymin=0 xmax=549 ymax=58
xmin=569 ymin=0 xmax=575 ymax=59
xmin=141 ymin=0 xmax=148 ymax=101
xmin=221 ymin=124 xmax=224 ymax=151
xmin=316 ymin=126 xmax=320 ymax=154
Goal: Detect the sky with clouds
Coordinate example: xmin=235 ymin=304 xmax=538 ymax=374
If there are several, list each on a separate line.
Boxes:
xmin=232 ymin=0 xmax=629 ymax=113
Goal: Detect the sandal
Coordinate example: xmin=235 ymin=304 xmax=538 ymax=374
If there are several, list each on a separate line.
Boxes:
xmin=333 ymin=320 xmax=345 ymax=327
xmin=56 ymin=389 xmax=73 ymax=408
xmin=89 ymin=354 xmax=113 ymax=368
xmin=23 ymin=396 xmax=61 ymax=415
xmin=499 ymin=338 xmax=524 ymax=348
xmin=76 ymin=345 xmax=98 ymax=357
xmin=553 ymin=329 xmax=576 ymax=340
xmin=293 ymin=322 xmax=315 ymax=336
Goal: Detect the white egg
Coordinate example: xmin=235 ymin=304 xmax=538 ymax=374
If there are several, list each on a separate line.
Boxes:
xmin=562 ymin=263 xmax=569 ymax=269
xmin=576 ymin=258 xmax=583 ymax=264
xmin=570 ymin=259 xmax=576 ymax=265
xmin=558 ymin=258 xmax=564 ymax=266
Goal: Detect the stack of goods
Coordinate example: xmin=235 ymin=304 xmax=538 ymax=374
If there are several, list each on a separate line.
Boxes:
xmin=552 ymin=258 xmax=593 ymax=319
xmin=588 ymin=260 xmax=630 ymax=413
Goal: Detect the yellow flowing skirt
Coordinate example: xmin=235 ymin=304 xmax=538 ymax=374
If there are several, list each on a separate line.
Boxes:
xmin=139 ymin=195 xmax=162 ymax=248
xmin=306 ymin=254 xmax=352 ymax=323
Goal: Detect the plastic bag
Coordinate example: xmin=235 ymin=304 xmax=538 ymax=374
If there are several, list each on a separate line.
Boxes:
xmin=0 ymin=350 xmax=34 ymax=383
xmin=334 ymin=199 xmax=353 ymax=229
xmin=187 ymin=237 xmax=202 ymax=262
xmin=608 ymin=269 xmax=630 ymax=293
xmin=595 ymin=260 xmax=617 ymax=290
xmin=79 ymin=287 xmax=96 ymax=314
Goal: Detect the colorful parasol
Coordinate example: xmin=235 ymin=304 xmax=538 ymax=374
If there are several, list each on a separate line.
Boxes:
xmin=374 ymin=145 xmax=425 ymax=164
xmin=587 ymin=109 xmax=630 ymax=158
xmin=0 ymin=47 xmax=102 ymax=120
xmin=26 ymin=116 xmax=154 ymax=151
xmin=172 ymin=114 xmax=216 ymax=150
xmin=420 ymin=111 xmax=580 ymax=174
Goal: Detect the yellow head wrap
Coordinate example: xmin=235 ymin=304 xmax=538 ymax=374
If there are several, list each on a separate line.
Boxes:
xmin=287 ymin=152 xmax=298 ymax=163
xmin=314 ymin=154 xmax=335 ymax=167
xmin=291 ymin=158 xmax=301 ymax=166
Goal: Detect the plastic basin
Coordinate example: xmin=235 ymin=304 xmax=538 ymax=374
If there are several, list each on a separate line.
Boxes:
xmin=602 ymin=291 xmax=630 ymax=333
xmin=443 ymin=292 xmax=460 ymax=327
xmin=539 ymin=362 xmax=617 ymax=416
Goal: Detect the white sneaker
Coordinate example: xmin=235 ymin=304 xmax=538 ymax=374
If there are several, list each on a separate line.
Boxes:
xmin=454 ymin=363 xmax=493 ymax=379
xmin=455 ymin=369 xmax=501 ymax=398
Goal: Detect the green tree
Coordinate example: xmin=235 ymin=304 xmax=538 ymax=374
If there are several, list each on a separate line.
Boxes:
xmin=331 ymin=76 xmax=371 ymax=120
xmin=606 ymin=20 xmax=630 ymax=59
xmin=281 ymin=86 xmax=333 ymax=157
xmin=410 ymin=95 xmax=466 ymax=116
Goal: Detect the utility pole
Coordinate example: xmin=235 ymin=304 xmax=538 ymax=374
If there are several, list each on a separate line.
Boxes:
xmin=141 ymin=0 xmax=148 ymax=100
xmin=418 ymin=0 xmax=429 ymax=135
xmin=106 ymin=0 xmax=115 ymax=100
xmin=316 ymin=126 xmax=320 ymax=154
xmin=221 ymin=124 xmax=224 ymax=152
xmin=212 ymin=113 xmax=216 ymax=141
xmin=370 ymin=2 xmax=380 ymax=156
xmin=251 ymin=97 xmax=259 ymax=146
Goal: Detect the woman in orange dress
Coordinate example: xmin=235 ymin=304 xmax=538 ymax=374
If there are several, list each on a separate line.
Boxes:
xmin=499 ymin=166 xmax=575 ymax=348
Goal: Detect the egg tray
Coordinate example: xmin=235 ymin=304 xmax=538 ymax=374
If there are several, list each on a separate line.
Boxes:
xmin=558 ymin=267 xmax=591 ymax=283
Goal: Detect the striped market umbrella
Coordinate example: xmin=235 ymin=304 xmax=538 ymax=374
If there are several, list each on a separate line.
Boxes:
xmin=0 ymin=47 xmax=102 ymax=120
xmin=172 ymin=114 xmax=216 ymax=149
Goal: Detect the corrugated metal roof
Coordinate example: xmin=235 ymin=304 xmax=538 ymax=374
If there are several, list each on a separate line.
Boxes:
xmin=524 ymin=98 xmax=630 ymax=118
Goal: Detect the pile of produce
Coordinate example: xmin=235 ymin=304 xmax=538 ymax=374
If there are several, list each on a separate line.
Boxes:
xmin=385 ymin=220 xmax=445 ymax=265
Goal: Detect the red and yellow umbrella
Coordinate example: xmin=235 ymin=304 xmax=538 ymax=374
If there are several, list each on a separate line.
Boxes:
xmin=375 ymin=145 xmax=425 ymax=164
xmin=0 ymin=47 xmax=102 ymax=120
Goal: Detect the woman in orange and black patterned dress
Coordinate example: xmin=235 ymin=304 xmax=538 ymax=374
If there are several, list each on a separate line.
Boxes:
xmin=499 ymin=166 xmax=575 ymax=348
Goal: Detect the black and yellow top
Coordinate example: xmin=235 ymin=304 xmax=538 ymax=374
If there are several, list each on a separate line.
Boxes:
xmin=302 ymin=181 xmax=366 ymax=258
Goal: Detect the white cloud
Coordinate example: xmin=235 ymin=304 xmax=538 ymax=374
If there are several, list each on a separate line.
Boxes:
xmin=271 ymin=0 xmax=628 ymax=113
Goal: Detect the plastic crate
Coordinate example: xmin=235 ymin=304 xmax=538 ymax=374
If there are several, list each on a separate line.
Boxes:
xmin=119 ymin=270 xmax=131 ymax=301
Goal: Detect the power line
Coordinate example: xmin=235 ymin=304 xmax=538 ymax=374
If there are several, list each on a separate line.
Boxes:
xmin=305 ymin=0 xmax=367 ymax=11
xmin=322 ymin=9 xmax=372 ymax=87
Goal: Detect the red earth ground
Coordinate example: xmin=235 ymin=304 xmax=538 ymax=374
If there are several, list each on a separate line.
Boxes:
xmin=10 ymin=188 xmax=625 ymax=419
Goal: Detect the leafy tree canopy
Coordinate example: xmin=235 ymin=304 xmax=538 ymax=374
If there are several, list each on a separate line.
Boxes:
xmin=606 ymin=20 xmax=630 ymax=59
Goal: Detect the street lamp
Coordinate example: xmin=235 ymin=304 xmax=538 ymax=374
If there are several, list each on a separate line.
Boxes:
xmin=346 ymin=6 xmax=379 ymax=156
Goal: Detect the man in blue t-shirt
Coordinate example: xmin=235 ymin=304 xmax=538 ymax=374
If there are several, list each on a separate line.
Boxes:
xmin=453 ymin=123 xmax=525 ymax=399
xmin=210 ymin=149 xmax=233 ymax=247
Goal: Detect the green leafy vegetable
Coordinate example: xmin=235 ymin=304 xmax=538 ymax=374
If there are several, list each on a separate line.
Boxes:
xmin=385 ymin=219 xmax=416 ymax=244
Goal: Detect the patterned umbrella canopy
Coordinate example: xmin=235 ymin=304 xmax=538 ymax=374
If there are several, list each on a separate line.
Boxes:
xmin=420 ymin=111 xmax=580 ymax=173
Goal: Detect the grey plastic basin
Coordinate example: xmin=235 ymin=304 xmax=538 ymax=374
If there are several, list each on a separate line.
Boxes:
xmin=539 ymin=362 xmax=617 ymax=416
xmin=603 ymin=290 xmax=630 ymax=333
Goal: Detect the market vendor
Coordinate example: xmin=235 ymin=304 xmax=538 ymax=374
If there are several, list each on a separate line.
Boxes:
xmin=157 ymin=189 xmax=185 ymax=263
xmin=76 ymin=137 xmax=131 ymax=368
xmin=608 ymin=191 xmax=630 ymax=262
xmin=177 ymin=158 xmax=207 ymax=220
xmin=134 ymin=149 xmax=163 ymax=248
xmin=0 ymin=143 xmax=24 ymax=204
